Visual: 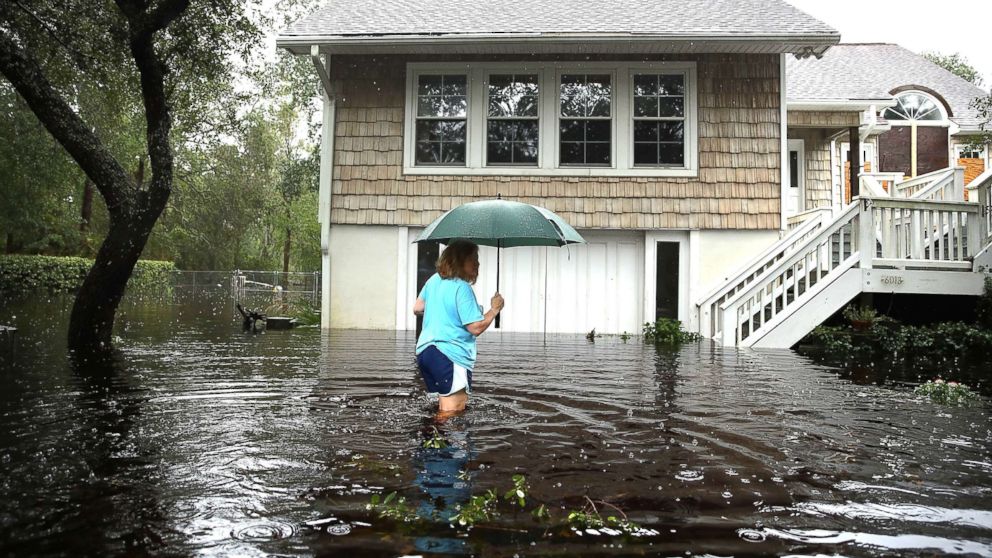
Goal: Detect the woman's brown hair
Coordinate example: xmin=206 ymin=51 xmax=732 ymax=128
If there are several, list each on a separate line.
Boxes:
xmin=436 ymin=239 xmax=479 ymax=283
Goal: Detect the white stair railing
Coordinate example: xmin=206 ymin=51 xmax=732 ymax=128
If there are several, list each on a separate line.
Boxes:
xmin=966 ymin=168 xmax=992 ymax=248
xmin=696 ymin=212 xmax=828 ymax=338
xmin=714 ymin=193 xmax=989 ymax=346
xmin=718 ymin=203 xmax=861 ymax=346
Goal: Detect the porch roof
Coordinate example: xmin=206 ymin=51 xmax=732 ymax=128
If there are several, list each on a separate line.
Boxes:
xmin=277 ymin=0 xmax=839 ymax=56
xmin=787 ymin=43 xmax=990 ymax=133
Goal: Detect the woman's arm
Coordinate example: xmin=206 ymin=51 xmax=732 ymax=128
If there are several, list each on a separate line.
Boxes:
xmin=413 ymin=297 xmax=425 ymax=316
xmin=465 ymin=293 xmax=504 ymax=336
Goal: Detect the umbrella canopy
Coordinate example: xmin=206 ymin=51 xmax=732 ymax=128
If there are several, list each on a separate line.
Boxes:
xmin=413 ymin=199 xmax=585 ymax=247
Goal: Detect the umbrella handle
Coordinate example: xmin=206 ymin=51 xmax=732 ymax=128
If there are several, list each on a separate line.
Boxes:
xmin=495 ymin=243 xmax=501 ymax=329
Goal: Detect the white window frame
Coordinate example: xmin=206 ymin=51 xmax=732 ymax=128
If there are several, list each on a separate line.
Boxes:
xmin=403 ymin=61 xmax=698 ymax=178
xmin=883 ymin=90 xmax=950 ymax=127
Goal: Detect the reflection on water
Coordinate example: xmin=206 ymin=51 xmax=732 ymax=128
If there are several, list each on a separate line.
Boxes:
xmin=0 ymin=294 xmax=989 ymax=557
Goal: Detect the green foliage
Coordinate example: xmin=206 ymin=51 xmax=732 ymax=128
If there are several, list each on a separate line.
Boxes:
xmin=923 ymin=52 xmax=984 ymax=87
xmin=802 ymin=320 xmax=992 ymax=365
xmin=531 ymin=504 xmax=551 ymax=521
xmin=565 ymin=498 xmax=641 ymax=535
xmin=422 ymin=427 xmax=449 ymax=449
xmin=367 ymin=492 xmax=420 ymax=523
xmin=620 ymin=331 xmax=631 ymax=343
xmin=0 ymin=255 xmax=175 ymax=297
xmin=977 ymin=276 xmax=992 ymax=330
xmin=842 ymin=304 xmax=878 ymax=325
xmin=642 ymin=318 xmax=700 ymax=344
xmin=450 ymin=489 xmax=500 ymax=527
xmin=503 ymin=474 xmax=529 ymax=508
xmin=914 ymin=379 xmax=979 ymax=406
xmin=0 ymin=1 xmax=322 ymax=273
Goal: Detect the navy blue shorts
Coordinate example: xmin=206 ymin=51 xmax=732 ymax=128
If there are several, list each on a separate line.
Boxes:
xmin=416 ymin=345 xmax=472 ymax=396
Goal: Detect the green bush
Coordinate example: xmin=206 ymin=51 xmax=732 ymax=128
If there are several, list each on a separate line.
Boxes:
xmin=0 ymin=255 xmax=176 ymax=297
xmin=914 ymin=379 xmax=979 ymax=406
xmin=643 ymin=318 xmax=700 ymax=344
xmin=801 ymin=319 xmax=992 ymax=365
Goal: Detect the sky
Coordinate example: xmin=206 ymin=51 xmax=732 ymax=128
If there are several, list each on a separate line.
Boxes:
xmin=786 ymin=0 xmax=992 ymax=91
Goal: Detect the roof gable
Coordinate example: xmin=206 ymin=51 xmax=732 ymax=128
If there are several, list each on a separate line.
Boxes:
xmin=787 ymin=43 xmax=990 ymax=131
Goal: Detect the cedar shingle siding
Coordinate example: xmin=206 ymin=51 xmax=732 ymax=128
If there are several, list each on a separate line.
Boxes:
xmin=329 ymin=54 xmax=782 ymax=230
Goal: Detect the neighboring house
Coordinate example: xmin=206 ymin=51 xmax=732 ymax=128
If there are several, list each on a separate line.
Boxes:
xmin=277 ymin=0 xmax=841 ymax=335
xmin=786 ymin=44 xmax=991 ymax=211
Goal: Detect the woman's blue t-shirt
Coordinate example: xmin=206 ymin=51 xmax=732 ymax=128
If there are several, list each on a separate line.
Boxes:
xmin=415 ymin=273 xmax=484 ymax=370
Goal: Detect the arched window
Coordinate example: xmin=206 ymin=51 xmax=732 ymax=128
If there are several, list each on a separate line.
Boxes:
xmin=882 ymin=91 xmax=946 ymax=122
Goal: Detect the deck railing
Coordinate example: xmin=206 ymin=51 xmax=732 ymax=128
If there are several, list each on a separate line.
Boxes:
xmin=696 ymin=212 xmax=829 ymax=338
xmin=966 ymin=168 xmax=992 ymax=248
xmin=713 ymin=192 xmax=991 ymax=346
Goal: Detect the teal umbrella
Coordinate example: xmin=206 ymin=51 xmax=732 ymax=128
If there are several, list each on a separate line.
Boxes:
xmin=413 ymin=196 xmax=585 ymax=328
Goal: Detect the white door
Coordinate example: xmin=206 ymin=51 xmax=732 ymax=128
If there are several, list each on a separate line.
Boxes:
xmin=468 ymin=231 xmax=644 ymax=335
xmin=786 ymin=139 xmax=805 ymax=216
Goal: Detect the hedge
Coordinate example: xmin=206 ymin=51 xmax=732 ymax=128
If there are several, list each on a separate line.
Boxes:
xmin=0 ymin=255 xmax=177 ymax=297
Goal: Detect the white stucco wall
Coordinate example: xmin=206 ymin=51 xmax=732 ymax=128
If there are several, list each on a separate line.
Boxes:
xmin=326 ymin=224 xmax=399 ymax=329
xmin=694 ymin=229 xmax=781 ymax=298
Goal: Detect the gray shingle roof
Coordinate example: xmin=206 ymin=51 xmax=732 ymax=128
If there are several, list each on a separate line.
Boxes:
xmin=787 ymin=43 xmax=990 ymax=131
xmin=281 ymin=0 xmax=837 ymax=40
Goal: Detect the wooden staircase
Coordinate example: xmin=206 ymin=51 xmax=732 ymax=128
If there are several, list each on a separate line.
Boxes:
xmin=696 ymin=167 xmax=992 ymax=349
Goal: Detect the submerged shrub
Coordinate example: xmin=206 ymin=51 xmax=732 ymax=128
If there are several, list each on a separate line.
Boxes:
xmin=0 ymin=254 xmax=175 ymax=297
xmin=914 ymin=379 xmax=979 ymax=406
xmin=977 ymin=276 xmax=992 ymax=330
xmin=643 ymin=318 xmax=700 ymax=344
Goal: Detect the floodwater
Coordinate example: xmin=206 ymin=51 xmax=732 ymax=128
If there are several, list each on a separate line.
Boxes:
xmin=0 ymin=294 xmax=990 ymax=557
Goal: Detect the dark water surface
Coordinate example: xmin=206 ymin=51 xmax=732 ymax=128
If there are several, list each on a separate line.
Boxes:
xmin=0 ymin=295 xmax=990 ymax=557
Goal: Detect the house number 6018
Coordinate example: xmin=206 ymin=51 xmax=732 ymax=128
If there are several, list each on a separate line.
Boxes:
xmin=880 ymin=275 xmax=904 ymax=285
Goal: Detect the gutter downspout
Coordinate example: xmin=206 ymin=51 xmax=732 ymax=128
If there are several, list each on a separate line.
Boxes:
xmin=312 ymin=45 xmax=337 ymax=329
xmin=779 ymin=53 xmax=789 ymax=231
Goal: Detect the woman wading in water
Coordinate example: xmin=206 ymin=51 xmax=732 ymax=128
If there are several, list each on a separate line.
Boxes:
xmin=413 ymin=239 xmax=504 ymax=415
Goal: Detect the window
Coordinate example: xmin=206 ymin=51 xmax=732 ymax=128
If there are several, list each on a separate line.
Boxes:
xmin=559 ymin=74 xmax=612 ymax=166
xmin=414 ymin=74 xmax=467 ymax=165
xmin=487 ymin=74 xmax=539 ymax=165
xmin=883 ymin=91 xmax=946 ymax=122
xmin=632 ymin=74 xmax=685 ymax=166
xmin=956 ymin=145 xmax=984 ymax=160
xmin=404 ymin=62 xmax=697 ymax=176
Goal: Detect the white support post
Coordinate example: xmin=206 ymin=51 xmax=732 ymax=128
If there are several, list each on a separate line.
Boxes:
xmin=953 ymin=166 xmax=965 ymax=201
xmin=314 ymin=48 xmax=336 ymax=329
xmin=858 ymin=198 xmax=874 ymax=269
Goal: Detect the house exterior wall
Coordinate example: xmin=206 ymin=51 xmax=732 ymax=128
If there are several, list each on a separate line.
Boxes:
xmin=787 ymin=110 xmax=860 ymax=128
xmin=326 ymin=224 xmax=399 ymax=329
xmin=328 ymin=53 xmax=783 ymax=231
xmin=787 ymin=128 xmax=832 ymax=209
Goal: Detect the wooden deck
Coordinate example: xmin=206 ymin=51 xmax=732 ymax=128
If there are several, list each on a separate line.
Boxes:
xmin=698 ymin=167 xmax=992 ymax=348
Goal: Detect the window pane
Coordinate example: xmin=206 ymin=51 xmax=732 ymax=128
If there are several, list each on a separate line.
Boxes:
xmin=560 ymin=119 xmax=584 ymax=141
xmin=487 ymin=120 xmax=538 ymax=165
xmin=418 ymin=75 xmax=443 ymax=96
xmin=634 ymin=142 xmax=657 ymax=165
xmin=560 ymin=142 xmax=584 ymax=164
xmin=488 ymin=74 xmax=539 ymax=118
xmin=442 ymin=75 xmax=466 ymax=96
xmin=634 ymin=96 xmax=658 ymax=118
xmin=658 ymin=97 xmax=684 ymax=117
xmin=586 ymin=120 xmax=611 ymax=142
xmin=658 ymin=75 xmax=684 ymax=95
xmin=415 ymin=120 xmax=466 ymax=165
xmin=634 ymin=120 xmax=658 ymax=142
xmin=658 ymin=143 xmax=683 ymax=165
xmin=559 ymin=120 xmax=611 ymax=166
xmin=560 ymin=74 xmax=611 ymax=117
xmin=418 ymin=74 xmax=467 ymax=117
xmin=586 ymin=142 xmax=611 ymax=165
xmin=658 ymin=121 xmax=684 ymax=142
xmin=633 ymin=74 xmax=657 ymax=96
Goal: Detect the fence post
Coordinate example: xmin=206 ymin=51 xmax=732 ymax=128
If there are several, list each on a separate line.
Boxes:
xmin=953 ymin=166 xmax=965 ymax=201
xmin=858 ymin=197 xmax=874 ymax=269
xmin=980 ymin=180 xmax=990 ymax=245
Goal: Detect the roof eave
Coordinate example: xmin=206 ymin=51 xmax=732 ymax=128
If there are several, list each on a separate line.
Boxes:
xmin=788 ymin=98 xmax=897 ymax=112
xmin=276 ymin=32 xmax=840 ymax=56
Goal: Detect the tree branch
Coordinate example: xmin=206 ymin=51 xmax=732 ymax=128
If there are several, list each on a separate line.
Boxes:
xmin=0 ymin=27 xmax=134 ymax=215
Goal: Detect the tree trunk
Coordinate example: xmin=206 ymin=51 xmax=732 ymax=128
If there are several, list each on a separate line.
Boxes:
xmin=80 ymin=179 xmax=94 ymax=232
xmin=67 ymin=202 xmax=165 ymax=351
xmin=282 ymin=227 xmax=291 ymax=274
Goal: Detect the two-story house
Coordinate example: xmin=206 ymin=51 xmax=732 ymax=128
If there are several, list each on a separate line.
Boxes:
xmin=277 ymin=0 xmax=844 ymax=334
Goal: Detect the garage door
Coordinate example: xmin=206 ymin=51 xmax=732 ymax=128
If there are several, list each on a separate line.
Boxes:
xmin=468 ymin=231 xmax=644 ymax=335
